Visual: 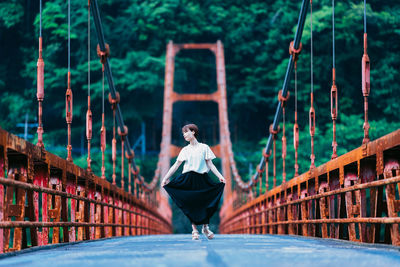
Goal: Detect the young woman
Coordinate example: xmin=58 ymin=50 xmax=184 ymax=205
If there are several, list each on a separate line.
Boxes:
xmin=161 ymin=123 xmax=226 ymax=240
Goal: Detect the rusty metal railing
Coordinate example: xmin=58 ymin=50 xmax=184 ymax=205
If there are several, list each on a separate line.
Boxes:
xmin=220 ymin=129 xmax=400 ymax=245
xmin=0 ymin=128 xmax=172 ymax=253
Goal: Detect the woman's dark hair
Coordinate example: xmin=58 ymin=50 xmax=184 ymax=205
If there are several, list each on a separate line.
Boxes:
xmin=182 ymin=123 xmax=199 ymax=138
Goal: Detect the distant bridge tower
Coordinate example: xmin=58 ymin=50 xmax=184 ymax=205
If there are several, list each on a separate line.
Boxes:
xmin=160 ymin=40 xmax=232 ymax=198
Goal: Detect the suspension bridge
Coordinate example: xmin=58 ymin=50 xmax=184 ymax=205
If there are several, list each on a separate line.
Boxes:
xmin=0 ymin=0 xmax=400 ymax=265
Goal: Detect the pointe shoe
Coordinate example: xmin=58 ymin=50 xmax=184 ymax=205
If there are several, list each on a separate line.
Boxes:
xmin=201 ymin=225 xmax=214 ymax=240
xmin=192 ymin=230 xmax=200 ymax=240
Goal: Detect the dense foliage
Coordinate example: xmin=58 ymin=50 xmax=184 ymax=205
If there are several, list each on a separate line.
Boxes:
xmin=1 ymin=0 xmax=399 ymax=231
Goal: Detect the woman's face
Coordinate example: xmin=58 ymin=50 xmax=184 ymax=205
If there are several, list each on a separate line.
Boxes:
xmin=182 ymin=129 xmax=195 ymax=142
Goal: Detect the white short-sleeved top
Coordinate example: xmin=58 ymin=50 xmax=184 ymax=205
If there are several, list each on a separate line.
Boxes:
xmin=177 ymin=143 xmax=216 ymax=174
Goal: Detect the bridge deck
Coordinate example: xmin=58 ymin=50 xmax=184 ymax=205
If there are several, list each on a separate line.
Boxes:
xmin=1 ymin=234 xmax=400 ymax=266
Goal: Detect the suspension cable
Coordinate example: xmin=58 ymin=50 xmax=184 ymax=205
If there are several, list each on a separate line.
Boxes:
xmin=331 ymin=0 xmax=338 ymax=159
xmin=242 ymin=0 xmax=309 ymax=192
xmin=361 ymin=0 xmax=370 ymax=144
xmin=100 ymin=67 xmax=106 ymax=179
xmin=36 ymin=0 xmax=45 ymax=148
xmin=289 ymin=38 xmax=302 ymax=178
xmin=88 ymin=2 xmax=90 ymax=98
xmin=68 ymin=0 xmax=70 ymax=73
xmin=89 ymin=0 xmax=162 ymax=194
xmin=309 ymin=0 xmax=316 ymax=169
xmin=294 ymin=62 xmax=299 ymax=176
xmin=295 ymin=65 xmax=297 ymax=113
xmin=270 ymin=124 xmax=279 ymax=188
xmin=112 ymin=105 xmax=116 ymax=185
xmin=40 ymin=0 xmax=42 ymax=37
xmin=66 ymin=0 xmax=73 ymax=162
xmin=102 ymin=67 xmax=104 ymax=114
xmin=280 ymin=90 xmax=288 ymax=184
xmin=119 ymin=125 xmax=127 ymax=190
xmin=98 ymin=35 xmax=107 ymax=179
xmin=310 ymin=2 xmax=313 ymax=95
xmin=364 ymin=0 xmax=367 ymax=33
xmin=86 ymin=1 xmax=93 ymax=172
xmin=332 ymin=0 xmax=335 ymax=69
xmin=282 ymin=102 xmax=286 ymax=183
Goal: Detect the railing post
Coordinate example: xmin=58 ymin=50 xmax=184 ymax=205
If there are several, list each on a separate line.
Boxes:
xmin=319 ymin=182 xmax=329 ymax=238
xmin=5 ymin=162 xmax=28 ymax=251
xmin=87 ymin=187 xmax=95 ymax=240
xmin=344 ymin=173 xmax=360 ymax=242
xmin=384 ymin=159 xmax=400 ymax=245
xmin=66 ymin=177 xmax=76 ymax=242
xmin=0 ymin=147 xmax=4 ymax=253
xmin=94 ymin=191 xmax=102 ymax=239
xmin=76 ymin=184 xmax=86 ymax=241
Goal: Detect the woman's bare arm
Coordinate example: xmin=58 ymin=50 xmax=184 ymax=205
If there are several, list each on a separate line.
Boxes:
xmin=206 ymin=160 xmax=226 ymax=183
xmin=161 ymin=160 xmax=183 ymax=186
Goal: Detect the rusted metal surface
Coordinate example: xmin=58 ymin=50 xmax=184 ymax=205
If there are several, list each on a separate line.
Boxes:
xmin=65 ymin=71 xmax=73 ymax=162
xmin=110 ymin=92 xmax=118 ymax=186
xmin=362 ymin=33 xmax=371 ymax=144
xmin=220 ymin=129 xmax=400 ymax=246
xmin=278 ymin=90 xmax=289 ymax=183
xmin=86 ymin=96 xmax=92 ymax=172
xmin=330 ymin=67 xmax=338 ymax=159
xmin=0 ymin=129 xmax=172 ymax=253
xmin=270 ymin=124 xmax=279 ymax=189
xmin=309 ymin=91 xmax=316 ymax=170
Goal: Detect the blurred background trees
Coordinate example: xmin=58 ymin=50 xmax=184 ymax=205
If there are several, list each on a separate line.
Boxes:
xmin=1 ymin=0 xmax=399 ymax=232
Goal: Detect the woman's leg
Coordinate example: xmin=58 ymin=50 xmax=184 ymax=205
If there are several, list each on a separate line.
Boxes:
xmin=191 ymin=222 xmax=199 ymax=240
xmin=202 ymin=224 xmax=214 ymax=239
xmin=202 ymin=224 xmax=210 ymax=230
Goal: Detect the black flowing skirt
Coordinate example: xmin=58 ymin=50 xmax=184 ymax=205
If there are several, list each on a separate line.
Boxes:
xmin=163 ymin=171 xmax=225 ymax=225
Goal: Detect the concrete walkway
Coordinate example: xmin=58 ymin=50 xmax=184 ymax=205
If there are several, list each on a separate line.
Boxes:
xmin=1 ymin=234 xmax=400 ymax=266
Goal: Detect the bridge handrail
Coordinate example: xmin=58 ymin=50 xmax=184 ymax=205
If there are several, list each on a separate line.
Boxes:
xmin=0 ymin=128 xmax=172 ymax=253
xmin=220 ymin=129 xmax=400 ymax=246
